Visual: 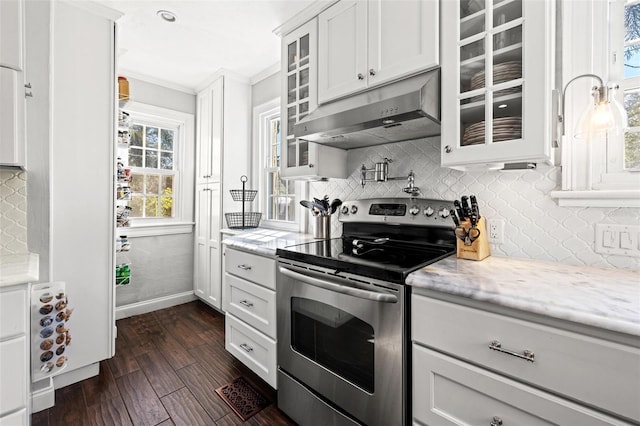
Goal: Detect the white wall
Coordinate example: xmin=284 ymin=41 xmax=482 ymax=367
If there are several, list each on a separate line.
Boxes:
xmin=125 ymin=77 xmax=196 ymax=115
xmin=115 ymin=78 xmax=197 ymax=308
xmin=309 ymin=137 xmax=640 ymax=271
xmin=252 ymin=71 xmax=280 ymax=108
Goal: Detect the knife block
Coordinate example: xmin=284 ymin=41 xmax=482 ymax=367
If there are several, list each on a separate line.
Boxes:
xmin=456 ymin=217 xmax=490 ymax=261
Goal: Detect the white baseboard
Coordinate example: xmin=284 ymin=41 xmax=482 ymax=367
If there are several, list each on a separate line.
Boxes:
xmin=31 ymin=378 xmax=54 ymax=413
xmin=53 ymin=363 xmax=99 ymax=389
xmin=115 ymin=291 xmax=196 ymax=320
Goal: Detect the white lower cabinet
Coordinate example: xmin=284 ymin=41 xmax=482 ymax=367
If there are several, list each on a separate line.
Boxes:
xmin=0 ymin=284 xmax=29 ymax=425
xmin=223 ymin=247 xmax=277 ymax=388
xmin=411 ymin=294 xmax=640 ymax=425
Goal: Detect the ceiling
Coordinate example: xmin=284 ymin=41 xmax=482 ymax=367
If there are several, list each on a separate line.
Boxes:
xmin=98 ymin=0 xmax=319 ymax=91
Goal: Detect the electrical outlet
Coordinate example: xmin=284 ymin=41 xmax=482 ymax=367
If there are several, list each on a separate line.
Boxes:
xmin=488 ymin=219 xmax=504 ymax=243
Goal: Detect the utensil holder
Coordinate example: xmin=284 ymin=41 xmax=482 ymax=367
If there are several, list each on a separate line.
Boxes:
xmin=456 ymin=217 xmax=490 ymax=261
xmin=313 ymin=215 xmax=331 ymax=239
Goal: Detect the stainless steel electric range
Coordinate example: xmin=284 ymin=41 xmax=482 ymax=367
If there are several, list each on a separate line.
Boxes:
xmin=276 ymin=197 xmax=457 ymax=426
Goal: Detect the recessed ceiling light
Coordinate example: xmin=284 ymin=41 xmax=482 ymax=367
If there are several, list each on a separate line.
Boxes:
xmin=157 ymin=10 xmax=177 ymax=23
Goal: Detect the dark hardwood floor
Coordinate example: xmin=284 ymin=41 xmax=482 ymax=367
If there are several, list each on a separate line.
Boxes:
xmin=31 ymin=301 xmax=296 ymax=426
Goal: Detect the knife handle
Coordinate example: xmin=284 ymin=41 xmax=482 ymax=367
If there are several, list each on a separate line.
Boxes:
xmin=454 ymin=200 xmax=466 ymax=219
xmin=470 ymin=195 xmax=480 ymax=218
xmin=450 ymin=210 xmax=460 ymax=227
xmin=461 ymin=196 xmax=471 ymax=216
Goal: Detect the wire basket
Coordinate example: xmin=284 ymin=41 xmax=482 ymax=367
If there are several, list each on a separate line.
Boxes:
xmin=229 ymin=189 xmax=258 ymax=202
xmin=225 ymin=212 xmax=262 ymax=229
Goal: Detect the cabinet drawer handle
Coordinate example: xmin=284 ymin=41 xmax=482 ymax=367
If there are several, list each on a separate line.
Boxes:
xmin=239 ymin=300 xmax=254 ymax=308
xmin=369 ymin=68 xmax=376 ymax=76
xmin=489 ymin=340 xmax=535 ymax=362
xmin=490 ymin=416 xmax=503 ymax=426
xmin=240 ymin=343 xmax=253 ymax=352
xmin=237 ymin=264 xmax=252 ymax=270
xmin=357 ymin=73 xmax=365 ymax=80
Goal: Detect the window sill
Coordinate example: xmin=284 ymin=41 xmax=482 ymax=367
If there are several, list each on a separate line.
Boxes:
xmin=115 ymin=222 xmax=194 ymax=238
xmin=550 ymin=189 xmax=640 ymax=207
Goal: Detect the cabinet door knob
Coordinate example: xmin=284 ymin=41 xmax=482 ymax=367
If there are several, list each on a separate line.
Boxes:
xmin=357 ymin=73 xmax=365 ymax=80
xmin=369 ymin=68 xmax=376 ymax=76
xmin=444 ymin=145 xmax=452 ymax=153
xmin=308 ymin=163 xmax=314 ymax=168
xmin=490 ymin=416 xmax=503 ymax=426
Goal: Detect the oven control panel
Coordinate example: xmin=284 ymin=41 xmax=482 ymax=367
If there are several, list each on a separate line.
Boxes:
xmin=339 ymin=198 xmax=456 ymax=227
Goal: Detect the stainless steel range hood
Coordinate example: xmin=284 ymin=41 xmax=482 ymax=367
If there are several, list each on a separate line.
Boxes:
xmin=294 ymin=69 xmax=440 ymax=150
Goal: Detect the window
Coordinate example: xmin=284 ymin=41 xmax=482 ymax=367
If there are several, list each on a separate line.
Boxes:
xmin=552 ymin=0 xmax=640 ymax=206
xmin=610 ymin=0 xmax=640 ymax=172
xmin=119 ymin=102 xmax=195 ymax=235
xmin=254 ymin=99 xmax=303 ymax=231
xmin=127 ymin=121 xmax=177 ymax=218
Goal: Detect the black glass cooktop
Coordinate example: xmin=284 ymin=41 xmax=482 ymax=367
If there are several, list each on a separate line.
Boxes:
xmin=276 ymin=236 xmax=455 ymax=284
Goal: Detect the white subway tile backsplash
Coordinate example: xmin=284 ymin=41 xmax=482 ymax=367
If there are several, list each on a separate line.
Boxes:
xmin=309 ymin=137 xmax=640 ymax=270
xmin=0 ymin=170 xmax=28 ymax=255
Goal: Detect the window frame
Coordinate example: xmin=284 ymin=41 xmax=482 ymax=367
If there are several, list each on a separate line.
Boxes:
xmin=552 ymin=0 xmax=640 ymax=207
xmin=120 ymin=102 xmax=195 ymax=236
xmin=253 ymin=98 xmax=306 ymax=232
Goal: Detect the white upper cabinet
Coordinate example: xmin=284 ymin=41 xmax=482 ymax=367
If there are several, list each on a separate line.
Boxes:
xmin=0 ymin=0 xmax=24 ymax=71
xmin=318 ymin=0 xmax=439 ymax=104
xmin=195 ymin=79 xmax=223 ymax=185
xmin=280 ymin=18 xmax=348 ymax=180
xmin=0 ymin=67 xmax=25 ymax=167
xmin=441 ymin=0 xmax=556 ymax=170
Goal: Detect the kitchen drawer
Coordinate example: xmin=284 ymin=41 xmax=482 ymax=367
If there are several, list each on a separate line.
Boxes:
xmin=0 ymin=286 xmax=27 ymax=339
xmin=413 ymin=345 xmax=629 ymax=426
xmin=0 ymin=408 xmax=27 ymax=426
xmin=412 ymin=295 xmax=640 ymax=422
xmin=224 ymin=273 xmax=276 ymax=338
xmin=0 ymin=336 xmax=27 ymax=416
xmin=224 ymin=248 xmax=275 ymax=290
xmin=225 ymin=313 xmax=277 ymax=388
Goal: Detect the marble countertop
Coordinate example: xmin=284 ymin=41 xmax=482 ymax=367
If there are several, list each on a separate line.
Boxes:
xmin=222 ymin=228 xmax=318 ymax=257
xmin=0 ymin=253 xmax=39 ymax=287
xmin=407 ymin=255 xmax=640 ymax=337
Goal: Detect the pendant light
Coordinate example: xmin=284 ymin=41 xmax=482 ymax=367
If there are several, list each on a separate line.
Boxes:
xmin=559 ymin=74 xmax=628 ymax=140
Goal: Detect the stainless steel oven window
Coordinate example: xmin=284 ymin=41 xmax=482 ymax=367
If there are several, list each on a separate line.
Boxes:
xmin=291 ymin=297 xmax=375 ymax=393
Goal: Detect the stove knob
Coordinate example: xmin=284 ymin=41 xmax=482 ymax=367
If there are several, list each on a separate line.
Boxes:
xmin=341 ymin=205 xmax=349 ymax=215
xmin=350 ymin=205 xmax=358 ymax=214
xmin=423 ymin=206 xmax=435 ymax=217
xmin=409 ymin=205 xmax=420 ymax=216
xmin=438 ymin=207 xmax=450 ymax=219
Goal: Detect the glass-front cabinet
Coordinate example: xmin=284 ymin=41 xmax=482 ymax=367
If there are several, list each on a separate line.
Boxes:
xmin=281 ymin=19 xmax=316 ymax=177
xmin=441 ymin=0 xmax=556 ymax=170
xmin=280 ymin=18 xmax=347 ymax=180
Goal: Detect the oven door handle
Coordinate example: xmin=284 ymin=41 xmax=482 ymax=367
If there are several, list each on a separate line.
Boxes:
xmin=279 ymin=266 xmax=398 ymax=303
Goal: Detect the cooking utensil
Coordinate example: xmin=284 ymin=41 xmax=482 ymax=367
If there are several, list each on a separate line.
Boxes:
xmin=330 ymin=198 xmax=342 ymax=214
xmin=455 ymin=224 xmax=481 ymax=246
xmin=461 ymin=196 xmax=471 ymax=218
xmin=453 ymin=200 xmax=465 ymax=220
xmin=450 ymin=209 xmax=460 ymax=227
xmin=300 ymin=200 xmax=314 ymax=210
xmin=470 ymin=195 xmax=480 ymax=218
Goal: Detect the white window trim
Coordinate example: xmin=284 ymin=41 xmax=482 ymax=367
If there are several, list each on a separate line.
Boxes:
xmin=120 ymin=102 xmax=195 ymax=236
xmin=252 ymin=98 xmax=306 ymax=232
xmin=551 ymin=0 xmax=640 ymax=207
